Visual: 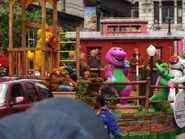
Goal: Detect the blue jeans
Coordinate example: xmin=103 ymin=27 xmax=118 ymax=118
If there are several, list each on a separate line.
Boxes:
xmin=57 ymin=85 xmax=74 ymax=91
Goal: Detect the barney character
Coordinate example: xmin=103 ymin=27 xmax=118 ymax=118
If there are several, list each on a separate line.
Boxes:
xmin=150 ymin=63 xmax=174 ymax=112
xmin=27 ymin=25 xmax=57 ymax=72
xmin=168 ymin=55 xmax=185 ymax=108
xmin=105 ymin=47 xmax=132 ymax=104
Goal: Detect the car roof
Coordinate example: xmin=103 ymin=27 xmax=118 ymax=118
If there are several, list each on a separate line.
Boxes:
xmin=0 ymin=77 xmax=45 ymax=84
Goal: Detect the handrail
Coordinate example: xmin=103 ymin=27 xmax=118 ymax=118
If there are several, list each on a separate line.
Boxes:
xmin=98 ymin=77 xmax=150 ymax=112
xmin=100 ymin=78 xmax=184 ymax=113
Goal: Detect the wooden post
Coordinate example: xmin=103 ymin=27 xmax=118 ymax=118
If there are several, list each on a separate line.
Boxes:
xmin=41 ymin=0 xmax=46 ymax=77
xmin=8 ymin=0 xmax=15 ymax=76
xmin=52 ymin=0 xmax=59 ymax=69
xmin=145 ymin=77 xmax=150 ymax=112
xmin=21 ymin=2 xmax=27 ymax=75
xmin=76 ymin=27 xmax=80 ymax=80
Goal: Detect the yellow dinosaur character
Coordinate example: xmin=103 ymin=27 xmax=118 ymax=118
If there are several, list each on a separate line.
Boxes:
xmin=27 ymin=27 xmax=56 ymax=71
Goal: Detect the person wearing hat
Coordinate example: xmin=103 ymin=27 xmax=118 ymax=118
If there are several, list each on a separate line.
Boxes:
xmin=0 ymin=97 xmax=108 ymax=139
xmin=50 ymin=67 xmax=76 ymax=92
xmin=129 ymin=48 xmax=146 ymax=91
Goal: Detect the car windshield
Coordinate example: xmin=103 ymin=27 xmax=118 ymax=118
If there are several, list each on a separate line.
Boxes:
xmin=0 ymin=83 xmax=7 ymax=104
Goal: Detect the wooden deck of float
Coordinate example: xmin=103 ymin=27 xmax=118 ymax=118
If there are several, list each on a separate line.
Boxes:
xmin=52 ymin=91 xmax=139 ymax=113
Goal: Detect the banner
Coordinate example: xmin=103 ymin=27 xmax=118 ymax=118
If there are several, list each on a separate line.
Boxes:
xmin=84 ymin=7 xmax=97 ymax=31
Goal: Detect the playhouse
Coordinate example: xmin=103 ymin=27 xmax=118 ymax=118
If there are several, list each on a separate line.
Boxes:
xmin=66 ymin=18 xmax=184 ymax=76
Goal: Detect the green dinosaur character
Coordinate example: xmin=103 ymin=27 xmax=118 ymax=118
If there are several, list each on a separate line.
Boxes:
xmin=149 ymin=63 xmax=174 ymax=112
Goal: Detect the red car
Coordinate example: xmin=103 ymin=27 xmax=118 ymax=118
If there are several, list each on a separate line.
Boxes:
xmin=0 ymin=77 xmax=53 ymax=118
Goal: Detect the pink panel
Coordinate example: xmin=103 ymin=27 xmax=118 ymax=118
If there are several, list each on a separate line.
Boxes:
xmin=177 ymin=40 xmax=183 ymax=55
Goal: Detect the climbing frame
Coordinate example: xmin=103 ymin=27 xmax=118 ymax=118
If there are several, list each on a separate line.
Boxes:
xmin=8 ymin=0 xmax=59 ymax=78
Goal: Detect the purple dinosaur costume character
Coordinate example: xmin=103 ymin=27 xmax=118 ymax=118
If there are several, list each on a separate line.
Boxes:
xmin=105 ymin=47 xmax=132 ymax=104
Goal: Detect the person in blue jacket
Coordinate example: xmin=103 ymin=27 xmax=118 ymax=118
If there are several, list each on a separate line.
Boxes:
xmin=94 ymin=95 xmax=121 ymax=139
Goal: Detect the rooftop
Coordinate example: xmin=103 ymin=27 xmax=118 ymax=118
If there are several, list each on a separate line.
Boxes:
xmin=66 ymin=31 xmax=184 ymax=40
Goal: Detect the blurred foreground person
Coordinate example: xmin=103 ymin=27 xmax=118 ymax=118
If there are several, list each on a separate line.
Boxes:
xmin=94 ymin=95 xmax=121 ymax=139
xmin=0 ymin=97 xmax=108 ymax=139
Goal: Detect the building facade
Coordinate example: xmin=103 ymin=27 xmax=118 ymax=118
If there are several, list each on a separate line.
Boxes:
xmin=129 ymin=0 xmax=185 ymax=54
xmin=33 ymin=0 xmax=84 ymax=30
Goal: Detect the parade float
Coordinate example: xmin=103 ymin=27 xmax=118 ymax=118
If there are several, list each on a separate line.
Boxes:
xmin=7 ymin=1 xmax=185 ymax=138
xmin=75 ymin=48 xmax=185 ymax=139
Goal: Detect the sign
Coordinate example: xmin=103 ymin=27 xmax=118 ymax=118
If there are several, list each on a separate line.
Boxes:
xmin=84 ymin=7 xmax=97 ymax=31
xmin=174 ymin=91 xmax=185 ymax=128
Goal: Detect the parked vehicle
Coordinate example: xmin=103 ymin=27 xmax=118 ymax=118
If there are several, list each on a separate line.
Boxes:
xmin=0 ymin=77 xmax=53 ymax=118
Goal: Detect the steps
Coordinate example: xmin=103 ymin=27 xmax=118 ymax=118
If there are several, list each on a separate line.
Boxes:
xmin=52 ymin=91 xmax=76 ymax=99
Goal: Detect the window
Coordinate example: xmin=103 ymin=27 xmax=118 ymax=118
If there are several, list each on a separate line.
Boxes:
xmin=108 ymin=26 xmax=119 ymax=32
xmin=0 ymin=84 xmax=7 ymax=104
xmin=35 ymin=82 xmax=53 ymax=98
xmin=120 ymin=26 xmax=130 ymax=32
xmin=131 ymin=2 xmax=139 ymax=18
xmin=154 ymin=1 xmax=159 ymax=24
xmin=11 ymin=84 xmax=24 ymax=104
xmin=108 ymin=25 xmax=141 ymax=33
xmin=24 ymin=82 xmax=38 ymax=102
xmin=177 ymin=1 xmax=182 ymax=24
xmin=130 ymin=25 xmax=141 ymax=32
xmin=162 ymin=1 xmax=174 ymax=24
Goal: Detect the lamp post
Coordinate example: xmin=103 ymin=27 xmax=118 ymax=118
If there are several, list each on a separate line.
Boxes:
xmin=147 ymin=44 xmax=156 ymax=97
xmin=165 ymin=16 xmax=173 ymax=35
xmin=96 ymin=0 xmax=101 ymax=31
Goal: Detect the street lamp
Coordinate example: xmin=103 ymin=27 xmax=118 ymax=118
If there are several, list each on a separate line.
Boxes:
xmin=147 ymin=44 xmax=156 ymax=97
xmin=96 ymin=0 xmax=101 ymax=31
xmin=165 ymin=17 xmax=173 ymax=35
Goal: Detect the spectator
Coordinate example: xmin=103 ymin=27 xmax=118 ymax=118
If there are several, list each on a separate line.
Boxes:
xmin=0 ymin=97 xmax=108 ymax=139
xmin=80 ymin=52 xmax=90 ymax=77
xmin=151 ymin=51 xmax=162 ymax=85
xmin=66 ymin=51 xmax=76 ymax=69
xmin=129 ymin=48 xmax=146 ymax=90
xmin=93 ymin=95 xmax=121 ymax=139
xmin=88 ymin=49 xmax=101 ymax=68
xmin=50 ymin=67 xmax=76 ymax=92
xmin=88 ymin=49 xmax=101 ymax=77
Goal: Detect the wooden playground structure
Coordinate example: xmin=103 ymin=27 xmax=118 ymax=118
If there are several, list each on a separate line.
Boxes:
xmin=8 ymin=0 xmax=58 ymax=78
xmin=8 ymin=0 xmax=81 ymax=81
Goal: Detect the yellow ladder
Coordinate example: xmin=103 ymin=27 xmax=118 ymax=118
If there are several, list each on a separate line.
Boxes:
xmin=59 ymin=27 xmax=80 ymax=79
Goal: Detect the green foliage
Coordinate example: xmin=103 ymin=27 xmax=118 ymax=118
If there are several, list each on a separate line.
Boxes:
xmin=76 ymin=78 xmax=119 ymax=105
xmin=0 ymin=1 xmax=52 ymax=48
xmin=75 ymin=79 xmax=91 ymax=103
xmin=155 ymin=100 xmax=172 ymax=112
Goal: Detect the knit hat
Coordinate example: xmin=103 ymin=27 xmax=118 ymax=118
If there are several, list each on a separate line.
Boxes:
xmin=0 ymin=97 xmax=108 ymax=139
xmin=133 ymin=48 xmax=139 ymax=52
